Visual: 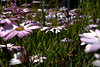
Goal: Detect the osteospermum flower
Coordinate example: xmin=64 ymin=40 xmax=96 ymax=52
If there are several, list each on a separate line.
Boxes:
xmin=0 ymin=43 xmax=22 ymax=52
xmin=41 ymin=25 xmax=66 ymax=34
xmin=0 ymin=22 xmax=41 ymax=41
xmin=29 ymin=54 xmax=47 ymax=63
xmin=79 ymin=29 xmax=100 ymax=53
xmin=79 ymin=29 xmax=100 ymax=44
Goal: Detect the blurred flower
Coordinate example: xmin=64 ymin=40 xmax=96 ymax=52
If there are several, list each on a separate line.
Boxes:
xmin=96 ymin=18 xmax=100 ymax=23
xmin=79 ymin=29 xmax=100 ymax=44
xmin=9 ymin=49 xmax=28 ymax=65
xmin=59 ymin=6 xmax=68 ymax=12
xmin=11 ymin=2 xmax=17 ymax=13
xmin=57 ymin=12 xmax=66 ymax=21
xmin=0 ymin=22 xmax=41 ymax=41
xmin=0 ymin=43 xmax=22 ymax=52
xmin=32 ymin=1 xmax=44 ymax=3
xmin=0 ymin=19 xmax=12 ymax=25
xmin=84 ymin=44 xmax=100 ymax=53
xmin=79 ymin=29 xmax=100 ymax=53
xmin=3 ymin=11 xmax=12 ymax=15
xmin=9 ymin=52 xmax=22 ymax=65
xmin=21 ymin=4 xmax=31 ymax=7
xmin=0 ymin=17 xmax=19 ymax=25
xmin=41 ymin=25 xmax=66 ymax=34
xmin=38 ymin=9 xmax=46 ymax=12
xmin=32 ymin=1 xmax=41 ymax=3
xmin=1 ymin=0 xmax=10 ymax=1
xmin=88 ymin=19 xmax=94 ymax=22
xmin=29 ymin=54 xmax=47 ymax=63
xmin=92 ymin=53 xmax=100 ymax=67
xmin=61 ymin=38 xmax=72 ymax=42
xmin=85 ymin=24 xmax=98 ymax=31
xmin=69 ymin=9 xmax=77 ymax=16
xmin=21 ymin=8 xmax=31 ymax=13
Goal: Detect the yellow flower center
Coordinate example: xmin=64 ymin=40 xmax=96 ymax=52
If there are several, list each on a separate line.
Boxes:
xmin=16 ymin=26 xmax=24 ymax=31
xmin=34 ymin=57 xmax=39 ymax=60
xmin=53 ymin=26 xmax=57 ymax=28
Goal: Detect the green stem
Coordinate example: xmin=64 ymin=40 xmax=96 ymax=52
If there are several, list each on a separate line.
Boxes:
xmin=40 ymin=0 xmax=46 ymax=27
xmin=55 ymin=0 xmax=58 ymax=26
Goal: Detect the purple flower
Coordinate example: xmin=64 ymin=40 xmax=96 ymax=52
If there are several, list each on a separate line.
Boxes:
xmin=0 ymin=22 xmax=41 ymax=41
xmin=11 ymin=2 xmax=17 ymax=13
xmin=88 ymin=19 xmax=94 ymax=22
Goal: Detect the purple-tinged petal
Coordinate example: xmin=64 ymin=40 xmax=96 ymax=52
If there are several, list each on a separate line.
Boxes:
xmin=92 ymin=60 xmax=100 ymax=67
xmin=5 ymin=19 xmax=12 ymax=25
xmin=82 ymin=33 xmax=96 ymax=38
xmin=22 ymin=30 xmax=29 ymax=37
xmin=9 ymin=18 xmax=20 ymax=21
xmin=17 ymin=31 xmax=25 ymax=38
xmin=80 ymin=38 xmax=99 ymax=44
xmin=0 ymin=30 xmax=11 ymax=37
xmin=4 ymin=31 xmax=17 ymax=41
xmin=85 ymin=44 xmax=100 ymax=53
xmin=0 ymin=19 xmax=6 ymax=23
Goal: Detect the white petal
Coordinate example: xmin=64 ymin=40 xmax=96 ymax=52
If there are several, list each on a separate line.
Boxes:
xmin=9 ymin=59 xmax=22 ymax=65
xmin=0 ymin=45 xmax=6 ymax=48
xmin=92 ymin=60 xmax=100 ymax=67
xmin=94 ymin=53 xmax=100 ymax=59
xmin=81 ymin=42 xmax=85 ymax=45
xmin=33 ymin=59 xmax=39 ymax=63
xmin=41 ymin=27 xmax=49 ymax=31
xmin=39 ymin=59 xmax=43 ymax=63
xmin=39 ymin=57 xmax=47 ymax=60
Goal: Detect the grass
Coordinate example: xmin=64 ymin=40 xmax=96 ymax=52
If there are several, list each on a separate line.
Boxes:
xmin=0 ymin=0 xmax=100 ymax=67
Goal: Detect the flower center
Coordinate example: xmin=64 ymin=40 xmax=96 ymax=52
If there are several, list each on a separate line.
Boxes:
xmin=16 ymin=26 xmax=24 ymax=31
xmin=95 ymin=36 xmax=99 ymax=38
xmin=53 ymin=26 xmax=57 ymax=28
xmin=34 ymin=57 xmax=39 ymax=60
